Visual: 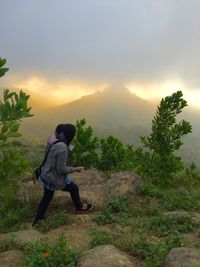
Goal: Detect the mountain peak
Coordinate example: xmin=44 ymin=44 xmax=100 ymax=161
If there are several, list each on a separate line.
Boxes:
xmin=102 ymin=84 xmax=130 ymax=95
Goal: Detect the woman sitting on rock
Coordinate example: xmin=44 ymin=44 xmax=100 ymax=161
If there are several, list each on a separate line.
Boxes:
xmin=32 ymin=123 xmax=93 ymax=226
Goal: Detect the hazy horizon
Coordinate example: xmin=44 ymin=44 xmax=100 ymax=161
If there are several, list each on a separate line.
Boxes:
xmin=1 ymin=0 xmax=200 ymax=109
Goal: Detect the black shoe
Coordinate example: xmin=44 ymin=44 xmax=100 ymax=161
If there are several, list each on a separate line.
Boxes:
xmin=32 ymin=219 xmax=41 ymax=227
xmin=77 ymin=203 xmax=93 ymax=212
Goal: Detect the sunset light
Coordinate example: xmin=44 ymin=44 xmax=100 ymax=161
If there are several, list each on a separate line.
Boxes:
xmin=11 ymin=76 xmax=106 ymax=106
xmin=128 ymin=81 xmax=200 ymax=109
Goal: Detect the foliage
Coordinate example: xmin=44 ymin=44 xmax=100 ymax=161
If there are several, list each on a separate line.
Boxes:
xmin=0 ymin=89 xmax=33 ymax=140
xmin=96 ymin=196 xmax=132 ymax=225
xmin=130 ymin=231 xmax=188 ymax=267
xmin=72 ymin=119 xmax=99 ymax=168
xmin=89 ymin=229 xmax=118 ymax=247
xmin=138 ymin=179 xmax=200 ymax=212
xmin=139 ymin=91 xmax=192 ymax=184
xmin=0 ymin=58 xmax=33 ymax=182
xmin=98 ymin=135 xmax=135 ymax=171
xmin=72 ymin=119 xmax=136 ymax=171
xmin=24 ymin=233 xmax=79 ymax=267
xmin=0 ymin=57 xmax=9 ymax=77
xmin=35 ymin=209 xmax=68 ymax=233
xmin=0 ymin=201 xmax=34 ymax=233
xmin=136 ymin=213 xmax=196 ymax=238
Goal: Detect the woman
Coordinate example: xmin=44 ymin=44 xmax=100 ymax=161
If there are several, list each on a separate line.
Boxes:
xmin=32 ymin=123 xmax=93 ymax=226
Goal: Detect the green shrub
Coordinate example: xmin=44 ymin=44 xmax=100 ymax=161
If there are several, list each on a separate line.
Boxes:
xmin=0 ymin=58 xmax=33 ymax=182
xmin=0 ymin=57 xmax=9 ymax=77
xmin=24 ymin=233 xmax=79 ymax=267
xmin=72 ymin=119 xmax=99 ymax=169
xmin=98 ymin=136 xmax=135 ymax=171
xmin=0 ymin=204 xmax=34 ymax=233
xmin=96 ymin=197 xmax=132 ymax=225
xmin=140 ymin=91 xmax=192 ymax=184
xmin=130 ymin=231 xmax=188 ymax=267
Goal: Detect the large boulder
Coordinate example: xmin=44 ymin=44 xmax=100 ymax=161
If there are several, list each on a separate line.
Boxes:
xmin=0 ymin=250 xmax=25 ymax=267
xmin=71 ymin=169 xmax=106 ymax=209
xmin=106 ymin=171 xmax=142 ymax=197
xmin=18 ymin=169 xmax=106 ymax=211
xmin=162 ymin=247 xmax=200 ymax=267
xmin=77 ymin=244 xmax=136 ymax=267
xmin=18 ymin=170 xmax=142 ymax=211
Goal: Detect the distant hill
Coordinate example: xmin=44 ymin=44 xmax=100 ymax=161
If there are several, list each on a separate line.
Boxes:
xmin=39 ymin=85 xmax=156 ymax=127
xmin=20 ymin=85 xmax=200 ymax=166
xmin=21 ymin=85 xmax=156 ymax=141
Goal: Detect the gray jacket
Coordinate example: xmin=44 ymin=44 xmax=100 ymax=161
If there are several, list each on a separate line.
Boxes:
xmin=41 ymin=141 xmax=75 ymax=190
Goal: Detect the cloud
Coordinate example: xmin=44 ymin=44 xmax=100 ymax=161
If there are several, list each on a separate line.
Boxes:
xmin=1 ymin=0 xmax=200 ymax=89
xmin=0 ymin=75 xmax=107 ymax=106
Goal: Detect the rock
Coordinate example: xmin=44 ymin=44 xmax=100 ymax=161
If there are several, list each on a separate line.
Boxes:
xmin=0 ymin=250 xmax=25 ymax=267
xmin=0 ymin=229 xmax=44 ymax=246
xmin=50 ymin=169 xmax=106 ymax=211
xmin=18 ymin=170 xmax=141 ymax=212
xmin=77 ymin=244 xmax=136 ymax=267
xmin=50 ymin=191 xmax=73 ymax=211
xmin=71 ymin=169 xmax=106 ymax=209
xmin=106 ymin=171 xmax=142 ymax=197
xmin=163 ymin=247 xmax=200 ymax=267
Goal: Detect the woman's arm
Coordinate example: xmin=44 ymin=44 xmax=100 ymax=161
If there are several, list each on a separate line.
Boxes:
xmin=55 ymin=150 xmax=84 ymax=174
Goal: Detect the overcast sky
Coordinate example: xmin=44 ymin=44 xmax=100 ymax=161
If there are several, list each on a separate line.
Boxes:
xmin=1 ymin=0 xmax=200 ymax=106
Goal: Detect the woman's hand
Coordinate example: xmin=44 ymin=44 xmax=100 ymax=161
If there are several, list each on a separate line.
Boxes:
xmin=76 ymin=166 xmax=84 ymax=172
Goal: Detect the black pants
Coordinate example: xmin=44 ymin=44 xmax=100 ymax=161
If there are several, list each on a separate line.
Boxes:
xmin=33 ymin=181 xmax=83 ymax=223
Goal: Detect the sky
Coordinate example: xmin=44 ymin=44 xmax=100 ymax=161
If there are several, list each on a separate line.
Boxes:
xmin=1 ymin=0 xmax=200 ymax=108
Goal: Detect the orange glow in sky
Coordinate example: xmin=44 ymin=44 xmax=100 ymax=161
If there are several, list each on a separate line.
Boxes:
xmin=12 ymin=76 xmax=106 ymax=106
xmin=128 ymin=81 xmax=200 ymax=109
xmin=2 ymin=75 xmax=200 ymax=109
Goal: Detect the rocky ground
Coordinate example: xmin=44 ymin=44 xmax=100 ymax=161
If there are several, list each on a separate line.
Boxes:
xmin=1 ymin=170 xmax=200 ymax=267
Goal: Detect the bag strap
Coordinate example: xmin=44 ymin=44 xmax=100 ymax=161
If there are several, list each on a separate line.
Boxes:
xmin=40 ymin=140 xmax=62 ymax=169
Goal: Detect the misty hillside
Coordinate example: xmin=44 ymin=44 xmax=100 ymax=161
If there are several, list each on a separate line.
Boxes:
xmin=21 ymin=85 xmax=156 ymax=141
xmin=40 ymin=85 xmax=156 ymax=127
xmin=20 ymin=85 xmax=200 ymax=166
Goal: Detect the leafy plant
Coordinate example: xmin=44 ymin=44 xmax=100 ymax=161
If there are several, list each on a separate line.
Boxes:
xmin=24 ymin=233 xmax=79 ymax=267
xmin=0 ymin=57 xmax=33 ymax=182
xmin=98 ymin=135 xmax=135 ymax=171
xmin=0 ymin=57 xmax=9 ymax=77
xmin=72 ymin=119 xmax=99 ymax=168
xmin=139 ymin=91 xmax=192 ymax=184
xmin=96 ymin=196 xmax=132 ymax=225
xmin=130 ymin=232 xmax=188 ymax=267
xmin=0 ymin=203 xmax=34 ymax=233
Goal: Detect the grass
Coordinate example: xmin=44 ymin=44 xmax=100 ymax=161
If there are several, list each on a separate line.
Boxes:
xmin=89 ymin=229 xmax=117 ymax=247
xmin=134 ymin=213 xmax=197 ymax=237
xmin=138 ymin=180 xmax=200 ymax=212
xmin=95 ymin=196 xmax=132 ymax=226
xmin=0 ymin=204 xmax=35 ymax=234
xmin=91 ymin=174 xmax=200 ymax=266
xmin=1 ymin=167 xmax=200 ymax=267
xmin=35 ymin=209 xmax=68 ymax=233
